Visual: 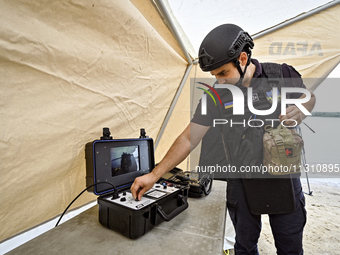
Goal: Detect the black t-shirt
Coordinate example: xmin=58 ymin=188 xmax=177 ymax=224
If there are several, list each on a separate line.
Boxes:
xmin=191 ymin=59 xmax=306 ymax=126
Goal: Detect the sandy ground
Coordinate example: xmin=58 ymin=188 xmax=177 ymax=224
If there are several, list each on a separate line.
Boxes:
xmin=257 ymin=178 xmax=340 ymax=255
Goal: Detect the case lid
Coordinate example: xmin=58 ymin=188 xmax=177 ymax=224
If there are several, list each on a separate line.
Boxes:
xmin=87 ymin=138 xmax=155 ymax=195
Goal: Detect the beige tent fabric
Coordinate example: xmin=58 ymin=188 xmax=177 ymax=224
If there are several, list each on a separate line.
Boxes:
xmin=131 ymin=0 xmax=188 ymax=62
xmin=0 ymin=0 xmax=187 ymax=241
xmin=253 ymin=4 xmax=340 ymax=91
xmin=154 ymin=65 xmax=212 ymax=169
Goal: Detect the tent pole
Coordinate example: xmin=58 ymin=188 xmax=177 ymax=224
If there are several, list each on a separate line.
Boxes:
xmin=253 ymin=0 xmax=340 ymax=39
xmin=153 ymin=0 xmax=196 ymax=150
xmin=154 ymin=62 xmax=196 ymax=150
xmin=154 ymin=0 xmax=193 ymax=65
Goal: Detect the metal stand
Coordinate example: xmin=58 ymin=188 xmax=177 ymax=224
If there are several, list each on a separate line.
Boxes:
xmin=298 ymin=124 xmax=315 ymax=196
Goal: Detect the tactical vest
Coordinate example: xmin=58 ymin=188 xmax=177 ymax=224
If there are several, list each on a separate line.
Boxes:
xmin=214 ymin=63 xmax=298 ymax=214
xmin=216 ymin=63 xmax=283 ymax=172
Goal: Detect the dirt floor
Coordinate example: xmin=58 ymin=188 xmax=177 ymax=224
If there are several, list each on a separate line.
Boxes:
xmin=257 ymin=179 xmax=340 ymax=255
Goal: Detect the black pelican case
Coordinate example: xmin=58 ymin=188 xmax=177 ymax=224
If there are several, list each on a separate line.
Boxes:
xmin=85 ymin=128 xmax=189 ymax=239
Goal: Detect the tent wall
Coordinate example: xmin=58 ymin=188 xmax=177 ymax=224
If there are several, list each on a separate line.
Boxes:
xmin=0 ymin=0 xmax=187 ymax=241
xmin=131 ymin=0 xmax=187 ymax=61
xmin=252 ymin=3 xmax=340 ymax=90
xmin=154 ymin=64 xmax=212 ymax=169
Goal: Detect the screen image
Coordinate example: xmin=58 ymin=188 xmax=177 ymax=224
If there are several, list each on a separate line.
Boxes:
xmin=110 ymin=145 xmax=140 ymax=177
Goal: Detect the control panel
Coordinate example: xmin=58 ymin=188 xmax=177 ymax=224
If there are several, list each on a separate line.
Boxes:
xmin=103 ymin=182 xmax=182 ymax=210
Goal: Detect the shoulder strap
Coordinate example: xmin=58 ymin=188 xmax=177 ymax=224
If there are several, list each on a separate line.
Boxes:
xmin=261 ymin=62 xmax=284 ymax=89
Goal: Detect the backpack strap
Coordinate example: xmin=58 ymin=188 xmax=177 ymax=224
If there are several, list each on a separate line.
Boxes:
xmin=261 ymin=62 xmax=283 ymax=89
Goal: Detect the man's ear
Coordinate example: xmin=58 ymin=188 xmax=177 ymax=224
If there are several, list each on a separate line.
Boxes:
xmin=238 ymin=52 xmax=248 ymax=66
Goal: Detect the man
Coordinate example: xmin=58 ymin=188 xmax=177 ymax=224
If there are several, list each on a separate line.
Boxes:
xmin=131 ymin=24 xmax=315 ymax=254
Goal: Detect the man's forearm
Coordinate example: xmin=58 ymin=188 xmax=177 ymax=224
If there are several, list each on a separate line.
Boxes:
xmin=130 ymin=122 xmax=210 ymax=200
xmin=150 ymin=133 xmax=191 ymax=181
xmin=149 ymin=122 xmax=210 ymax=181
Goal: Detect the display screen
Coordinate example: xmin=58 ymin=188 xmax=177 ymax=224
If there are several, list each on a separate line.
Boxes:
xmin=110 ymin=145 xmax=140 ymax=177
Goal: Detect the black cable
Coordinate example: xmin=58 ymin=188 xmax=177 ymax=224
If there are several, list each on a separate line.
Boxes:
xmin=55 ymin=181 xmax=118 ymax=227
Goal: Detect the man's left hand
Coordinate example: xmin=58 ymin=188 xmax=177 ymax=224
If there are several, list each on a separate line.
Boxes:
xmin=279 ymin=105 xmax=304 ymax=126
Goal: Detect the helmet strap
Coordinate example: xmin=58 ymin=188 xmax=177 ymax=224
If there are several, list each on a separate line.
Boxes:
xmin=234 ymin=52 xmax=252 ymax=86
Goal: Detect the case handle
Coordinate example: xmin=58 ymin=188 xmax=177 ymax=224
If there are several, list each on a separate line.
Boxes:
xmin=156 ymin=195 xmax=188 ymax=221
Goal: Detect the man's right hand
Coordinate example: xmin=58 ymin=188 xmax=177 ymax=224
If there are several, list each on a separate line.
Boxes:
xmin=130 ymin=122 xmax=210 ymax=201
xmin=130 ymin=172 xmax=158 ymax=201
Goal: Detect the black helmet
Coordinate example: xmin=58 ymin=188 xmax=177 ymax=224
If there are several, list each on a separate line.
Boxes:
xmin=198 ymin=24 xmax=254 ymax=73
